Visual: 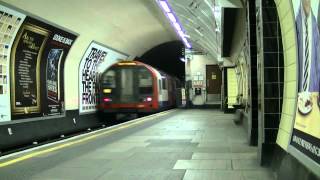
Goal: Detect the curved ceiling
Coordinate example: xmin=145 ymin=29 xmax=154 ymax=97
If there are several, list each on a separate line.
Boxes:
xmin=2 ymin=0 xmax=178 ymax=57
xmin=169 ymin=0 xmax=221 ymax=60
xmin=1 ymin=0 xmax=180 ymax=109
xmin=157 ymin=0 xmax=244 ymax=61
xmin=3 ymin=0 xmax=244 ymax=62
xmin=1 ymin=0 xmax=244 ymax=109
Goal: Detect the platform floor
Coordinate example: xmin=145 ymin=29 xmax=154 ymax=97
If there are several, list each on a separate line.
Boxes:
xmin=0 ymin=109 xmax=275 ymax=180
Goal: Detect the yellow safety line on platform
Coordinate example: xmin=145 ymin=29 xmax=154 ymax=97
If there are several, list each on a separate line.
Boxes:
xmin=0 ymin=110 xmax=175 ymax=168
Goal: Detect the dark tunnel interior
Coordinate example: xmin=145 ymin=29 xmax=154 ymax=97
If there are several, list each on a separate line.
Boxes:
xmin=139 ymin=41 xmax=185 ymax=81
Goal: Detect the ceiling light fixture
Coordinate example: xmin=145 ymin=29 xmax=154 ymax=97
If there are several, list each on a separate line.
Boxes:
xmin=159 ymin=0 xmax=171 ymax=13
xmin=177 ymin=30 xmax=185 ymax=37
xmin=173 ymin=22 xmax=182 ymax=31
xmin=157 ymin=0 xmax=192 ymax=49
xmin=213 ymin=6 xmax=221 ymax=18
xmin=167 ymin=13 xmax=176 ymax=22
xmin=180 ymin=57 xmax=186 ymax=62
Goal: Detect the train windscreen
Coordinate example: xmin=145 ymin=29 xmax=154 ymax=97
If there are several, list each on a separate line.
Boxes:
xmin=101 ymin=66 xmax=153 ymax=103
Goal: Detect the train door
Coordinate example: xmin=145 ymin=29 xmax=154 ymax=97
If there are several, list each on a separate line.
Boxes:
xmin=167 ymin=77 xmax=173 ymax=106
xmin=206 ymin=65 xmax=222 ymax=102
xmin=119 ymin=68 xmax=136 ymax=102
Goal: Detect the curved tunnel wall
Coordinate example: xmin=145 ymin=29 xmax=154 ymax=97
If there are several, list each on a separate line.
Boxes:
xmin=275 ymin=0 xmax=297 ymax=152
xmin=139 ymin=41 xmax=185 ymax=80
xmin=0 ymin=0 xmax=177 ymax=151
xmin=1 ymin=0 xmax=177 ymax=111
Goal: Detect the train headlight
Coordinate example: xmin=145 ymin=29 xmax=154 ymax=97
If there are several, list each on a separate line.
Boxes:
xmin=141 ymin=97 xmax=152 ymax=102
xmin=103 ymin=98 xmax=112 ymax=102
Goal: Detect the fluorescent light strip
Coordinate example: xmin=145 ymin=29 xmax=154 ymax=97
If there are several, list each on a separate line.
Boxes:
xmin=182 ymin=37 xmax=191 ymax=48
xmin=159 ymin=0 xmax=171 ymax=12
xmin=173 ymin=22 xmax=182 ymax=31
xmin=167 ymin=13 xmax=176 ymax=22
xmin=177 ymin=30 xmax=185 ymax=38
xmin=158 ymin=0 xmax=192 ymax=49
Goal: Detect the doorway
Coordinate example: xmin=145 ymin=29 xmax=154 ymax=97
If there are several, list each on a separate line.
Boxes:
xmin=206 ymin=65 xmax=222 ymax=102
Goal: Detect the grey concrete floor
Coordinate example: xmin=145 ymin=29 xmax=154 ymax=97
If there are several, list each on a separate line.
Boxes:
xmin=0 ymin=109 xmax=275 ymax=180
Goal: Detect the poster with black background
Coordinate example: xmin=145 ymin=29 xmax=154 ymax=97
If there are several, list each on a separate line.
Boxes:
xmin=10 ymin=16 xmax=77 ymax=119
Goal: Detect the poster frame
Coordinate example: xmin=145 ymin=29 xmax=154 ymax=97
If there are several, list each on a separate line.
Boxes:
xmin=10 ymin=23 xmax=49 ymax=115
xmin=286 ymin=0 xmax=320 ymax=177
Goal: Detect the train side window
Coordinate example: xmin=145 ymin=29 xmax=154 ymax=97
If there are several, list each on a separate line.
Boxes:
xmin=102 ymin=70 xmax=116 ymax=88
xmin=162 ymin=79 xmax=167 ymax=90
xmin=159 ymin=80 xmax=162 ymax=91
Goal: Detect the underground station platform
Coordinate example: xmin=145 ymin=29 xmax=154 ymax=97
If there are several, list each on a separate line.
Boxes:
xmin=0 ymin=109 xmax=275 ymax=180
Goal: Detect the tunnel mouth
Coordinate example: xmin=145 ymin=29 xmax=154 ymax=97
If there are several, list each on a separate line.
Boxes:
xmin=139 ymin=40 xmax=185 ymax=81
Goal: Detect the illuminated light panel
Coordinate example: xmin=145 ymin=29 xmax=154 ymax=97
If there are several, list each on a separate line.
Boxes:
xmin=159 ymin=0 xmax=171 ymax=12
xmin=157 ymin=0 xmax=192 ymax=49
xmin=182 ymin=37 xmax=191 ymax=49
xmin=213 ymin=6 xmax=221 ymax=18
xmin=103 ymin=89 xmax=112 ymax=93
xmin=117 ymin=62 xmax=136 ymax=66
xmin=173 ymin=22 xmax=182 ymax=31
xmin=185 ymin=42 xmax=191 ymax=49
xmin=177 ymin=30 xmax=185 ymax=38
xmin=167 ymin=13 xmax=176 ymax=22
xmin=146 ymin=97 xmax=152 ymax=102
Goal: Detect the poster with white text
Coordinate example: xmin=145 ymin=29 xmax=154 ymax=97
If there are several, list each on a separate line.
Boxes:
xmin=79 ymin=42 xmax=128 ymax=114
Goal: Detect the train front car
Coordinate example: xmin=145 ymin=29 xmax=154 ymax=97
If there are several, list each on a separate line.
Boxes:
xmin=99 ymin=61 xmax=159 ymax=115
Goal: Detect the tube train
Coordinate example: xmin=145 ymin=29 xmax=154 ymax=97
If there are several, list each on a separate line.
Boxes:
xmin=98 ymin=61 xmax=182 ymax=115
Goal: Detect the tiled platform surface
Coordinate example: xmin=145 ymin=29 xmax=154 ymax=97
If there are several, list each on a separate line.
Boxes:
xmin=0 ymin=109 xmax=275 ymax=180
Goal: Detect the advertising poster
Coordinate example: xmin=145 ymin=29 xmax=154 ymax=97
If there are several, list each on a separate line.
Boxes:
xmin=11 ymin=23 xmax=49 ymax=115
xmin=0 ymin=5 xmax=25 ymax=122
xmin=10 ymin=16 xmax=77 ymax=120
xmin=290 ymin=0 xmax=320 ymax=165
xmin=79 ymin=42 xmax=128 ymax=114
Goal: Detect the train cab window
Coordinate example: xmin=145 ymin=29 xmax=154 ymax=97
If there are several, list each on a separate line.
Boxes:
xmin=102 ymin=70 xmax=116 ymax=88
xmin=138 ymin=68 xmax=153 ymax=94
